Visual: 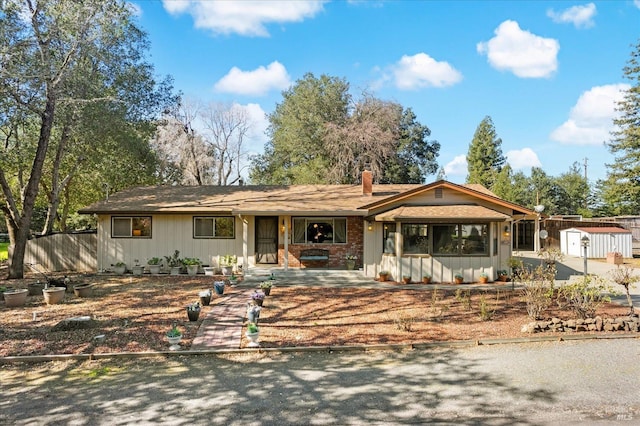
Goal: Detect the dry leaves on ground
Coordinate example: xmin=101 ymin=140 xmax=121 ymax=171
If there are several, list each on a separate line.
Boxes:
xmin=0 ymin=273 xmax=630 ymax=356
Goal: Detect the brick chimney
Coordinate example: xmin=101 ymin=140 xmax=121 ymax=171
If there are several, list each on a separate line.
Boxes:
xmin=362 ymin=170 xmax=373 ymax=196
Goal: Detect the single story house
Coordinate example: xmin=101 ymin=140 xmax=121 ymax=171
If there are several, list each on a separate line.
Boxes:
xmin=559 ymin=227 xmax=633 ymax=258
xmin=79 ymin=173 xmax=538 ymax=282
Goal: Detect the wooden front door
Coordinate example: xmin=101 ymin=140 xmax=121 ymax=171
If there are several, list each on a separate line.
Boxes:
xmin=255 ymin=216 xmax=278 ymax=264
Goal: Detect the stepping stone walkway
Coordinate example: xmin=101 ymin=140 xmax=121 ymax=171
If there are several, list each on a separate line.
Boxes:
xmin=191 ymin=289 xmax=253 ymax=350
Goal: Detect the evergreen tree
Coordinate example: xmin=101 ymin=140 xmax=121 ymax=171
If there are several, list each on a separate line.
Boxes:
xmin=603 ymin=39 xmax=640 ymax=215
xmin=466 ymin=116 xmax=506 ymax=189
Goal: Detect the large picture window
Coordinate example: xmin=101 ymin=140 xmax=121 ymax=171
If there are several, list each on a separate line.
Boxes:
xmin=402 ymin=223 xmax=429 ymax=254
xmin=193 ymin=216 xmax=235 ymax=239
xmin=292 ymin=217 xmax=347 ymax=244
xmin=112 ymin=217 xmax=151 ymax=238
xmin=433 ymin=224 xmax=488 ymax=255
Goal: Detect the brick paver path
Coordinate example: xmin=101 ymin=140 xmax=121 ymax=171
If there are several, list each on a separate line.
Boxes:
xmin=191 ymin=289 xmax=252 ymax=350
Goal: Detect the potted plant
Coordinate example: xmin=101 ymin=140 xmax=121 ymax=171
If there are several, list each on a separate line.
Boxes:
xmin=402 ymin=275 xmax=411 ymax=284
xmin=113 ymin=262 xmax=126 ymax=275
xmin=245 ymin=322 xmax=260 ymax=347
xmin=345 ymin=254 xmax=357 ymax=270
xmin=497 ymin=270 xmax=509 ymax=282
xmin=131 ymin=259 xmax=144 ymax=276
xmin=454 ymin=272 xmax=464 ymax=284
xmin=260 ymin=281 xmax=273 ymax=296
xmin=3 ymin=288 xmax=28 ymax=308
xmin=478 ymin=272 xmax=489 ymax=284
xmin=251 ymin=291 xmax=265 ymax=307
xmin=147 ymin=257 xmax=163 ymax=274
xmin=378 ymin=270 xmax=390 ymax=282
xmin=186 ymin=302 xmax=201 ymax=322
xmin=43 ymin=285 xmax=66 ymax=305
xmin=165 ymin=250 xmax=183 ymax=275
xmin=219 ymin=254 xmax=237 ymax=275
xmin=247 ymin=303 xmax=261 ymax=323
xmin=183 ymin=257 xmax=201 ymax=276
xmin=0 ymin=285 xmax=14 ymax=302
xmin=199 ymin=290 xmax=212 ymax=306
xmin=422 ymin=274 xmax=432 ymax=284
xmin=166 ymin=322 xmax=182 ymax=351
xmin=214 ymin=280 xmax=225 ymax=295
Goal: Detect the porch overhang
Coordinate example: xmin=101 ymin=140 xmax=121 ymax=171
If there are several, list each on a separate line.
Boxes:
xmin=373 ymin=205 xmax=511 ymax=221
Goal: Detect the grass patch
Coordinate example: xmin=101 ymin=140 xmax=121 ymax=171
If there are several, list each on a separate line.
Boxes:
xmin=0 ymin=242 xmax=8 ymax=261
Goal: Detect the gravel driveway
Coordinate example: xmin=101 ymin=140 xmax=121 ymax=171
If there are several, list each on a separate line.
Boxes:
xmin=1 ymin=338 xmax=638 ymax=425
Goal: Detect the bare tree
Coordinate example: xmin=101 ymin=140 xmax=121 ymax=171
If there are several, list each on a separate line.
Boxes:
xmin=200 ymin=102 xmax=251 ymax=186
xmin=152 ymin=99 xmax=213 ymax=185
xmin=323 ymin=95 xmax=401 ymax=183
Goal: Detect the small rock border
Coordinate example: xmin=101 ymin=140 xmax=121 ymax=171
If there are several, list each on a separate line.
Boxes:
xmin=521 ymin=316 xmax=640 ymax=334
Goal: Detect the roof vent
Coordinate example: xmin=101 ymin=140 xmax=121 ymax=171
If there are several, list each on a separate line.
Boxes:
xmin=435 ymin=188 xmax=443 ymax=199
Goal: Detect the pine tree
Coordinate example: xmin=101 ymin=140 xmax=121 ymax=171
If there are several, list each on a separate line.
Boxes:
xmin=603 ymin=39 xmax=640 ymax=214
xmin=466 ymin=116 xmax=506 ymax=189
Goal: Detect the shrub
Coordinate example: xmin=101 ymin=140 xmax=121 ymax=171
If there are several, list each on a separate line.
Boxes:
xmin=557 ymin=275 xmax=615 ymax=319
xmin=519 ymin=264 xmax=555 ymax=320
xmin=609 ymin=265 xmax=639 ymax=315
xmin=478 ymin=293 xmax=495 ymax=321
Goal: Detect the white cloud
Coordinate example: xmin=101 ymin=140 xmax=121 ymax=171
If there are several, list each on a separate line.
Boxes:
xmin=547 ymin=3 xmax=596 ymax=28
xmin=162 ymin=0 xmax=326 ymax=37
xmin=635 ymin=0 xmax=640 ymax=9
xmin=550 ymin=83 xmax=630 ymax=145
xmin=443 ymin=155 xmax=468 ymax=177
xmin=506 ymin=148 xmax=542 ymax=171
xmin=214 ymin=61 xmax=291 ymax=96
xmin=477 ymin=20 xmax=559 ymax=78
xmin=392 ymin=53 xmax=463 ymax=90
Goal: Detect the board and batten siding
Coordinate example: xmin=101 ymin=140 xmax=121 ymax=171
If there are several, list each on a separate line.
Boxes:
xmin=97 ymin=214 xmax=253 ymax=271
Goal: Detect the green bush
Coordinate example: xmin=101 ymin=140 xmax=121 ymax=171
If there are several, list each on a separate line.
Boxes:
xmin=557 ymin=276 xmax=616 ymax=319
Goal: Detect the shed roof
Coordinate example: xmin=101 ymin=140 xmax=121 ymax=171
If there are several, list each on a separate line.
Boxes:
xmin=568 ymin=227 xmax=632 ymax=234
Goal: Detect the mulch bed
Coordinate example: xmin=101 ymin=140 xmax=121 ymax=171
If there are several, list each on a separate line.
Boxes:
xmin=0 ymin=273 xmax=631 ymax=356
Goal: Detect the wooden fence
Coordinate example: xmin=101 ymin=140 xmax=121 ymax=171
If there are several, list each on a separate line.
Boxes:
xmin=25 ymin=232 xmax=97 ymax=273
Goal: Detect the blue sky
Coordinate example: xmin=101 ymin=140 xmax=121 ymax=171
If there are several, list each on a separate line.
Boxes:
xmin=132 ymin=0 xmax=640 ymax=184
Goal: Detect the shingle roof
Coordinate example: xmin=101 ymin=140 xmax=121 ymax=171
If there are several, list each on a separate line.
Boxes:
xmin=572 ymin=227 xmax=631 ymax=234
xmin=374 ymin=205 xmax=511 ymax=221
xmin=78 ymin=184 xmax=422 ymax=215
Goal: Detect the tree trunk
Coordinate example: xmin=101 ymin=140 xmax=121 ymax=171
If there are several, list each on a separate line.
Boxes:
xmin=7 ymin=96 xmax=57 ymax=279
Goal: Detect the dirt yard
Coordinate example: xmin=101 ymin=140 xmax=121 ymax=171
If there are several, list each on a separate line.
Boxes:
xmin=0 ymin=273 xmax=631 ymax=357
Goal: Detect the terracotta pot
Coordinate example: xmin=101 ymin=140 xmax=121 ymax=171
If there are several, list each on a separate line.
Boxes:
xmin=43 ymin=287 xmax=66 ymax=305
xmin=454 ymin=277 xmax=464 ymax=284
xmin=479 ymin=276 xmax=489 ymax=284
xmin=402 ymin=277 xmax=411 ymax=284
xmin=379 ymin=274 xmax=389 ymax=282
xmin=422 ymin=277 xmax=432 ymax=284
xmin=4 ymin=289 xmax=28 ymax=307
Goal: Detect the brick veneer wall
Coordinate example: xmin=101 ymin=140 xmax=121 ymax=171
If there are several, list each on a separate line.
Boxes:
xmin=279 ymin=216 xmax=364 ymax=269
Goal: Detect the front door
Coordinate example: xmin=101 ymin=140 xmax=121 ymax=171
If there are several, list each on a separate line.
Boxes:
xmin=255 ymin=216 xmax=278 ymax=264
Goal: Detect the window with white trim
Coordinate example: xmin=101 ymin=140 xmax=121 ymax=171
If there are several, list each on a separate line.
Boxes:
xmin=111 ymin=217 xmax=151 ymax=238
xmin=193 ymin=216 xmax=235 ymax=238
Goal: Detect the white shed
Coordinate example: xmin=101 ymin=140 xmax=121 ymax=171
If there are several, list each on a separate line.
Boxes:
xmin=559 ymin=227 xmax=633 ymax=258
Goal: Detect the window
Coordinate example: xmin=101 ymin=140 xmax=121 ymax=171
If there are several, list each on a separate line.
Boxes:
xmin=292 ymin=217 xmax=347 ymax=244
xmin=402 ymin=223 xmax=429 ymax=254
xmin=433 ymin=224 xmax=488 ymax=255
xmin=193 ymin=216 xmax=235 ymax=238
xmin=112 ymin=217 xmax=151 ymax=238
xmin=383 ymin=222 xmax=396 ymax=254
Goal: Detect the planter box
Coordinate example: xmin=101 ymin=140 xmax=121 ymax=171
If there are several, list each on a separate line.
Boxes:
xmin=607 ymin=252 xmax=623 ymax=265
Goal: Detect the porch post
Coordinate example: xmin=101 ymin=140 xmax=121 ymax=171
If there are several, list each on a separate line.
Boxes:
xmin=283 ymin=216 xmax=289 ymax=271
xmin=242 ymin=216 xmax=249 ymax=270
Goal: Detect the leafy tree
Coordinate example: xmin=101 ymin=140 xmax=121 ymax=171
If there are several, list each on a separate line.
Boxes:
xmin=466 ymin=116 xmax=506 ymax=188
xmin=250 ymin=73 xmax=350 ymax=184
xmin=0 ymin=0 xmax=172 ymax=278
xmin=603 ymin=39 xmax=640 ymax=215
xmin=250 ymin=73 xmax=440 ymax=185
xmin=554 ymin=162 xmax=591 ymax=216
xmin=380 ymin=108 xmax=440 ymax=184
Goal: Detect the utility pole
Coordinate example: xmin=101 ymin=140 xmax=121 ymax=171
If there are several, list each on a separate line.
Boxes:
xmin=583 ymin=157 xmax=588 ymax=210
